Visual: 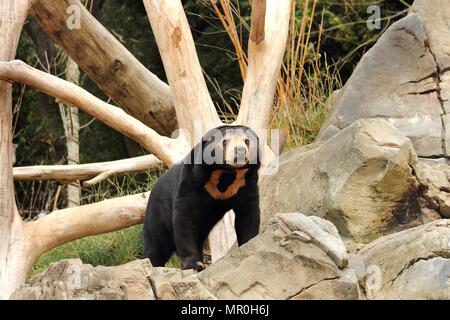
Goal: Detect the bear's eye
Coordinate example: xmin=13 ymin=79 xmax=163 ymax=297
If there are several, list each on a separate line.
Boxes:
xmin=244 ymin=138 xmax=250 ymax=146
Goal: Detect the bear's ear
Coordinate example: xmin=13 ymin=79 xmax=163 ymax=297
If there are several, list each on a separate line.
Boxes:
xmin=201 ymin=127 xmax=219 ymax=146
xmin=244 ymin=127 xmax=262 ymax=167
xmin=188 ymin=127 xmax=225 ymax=165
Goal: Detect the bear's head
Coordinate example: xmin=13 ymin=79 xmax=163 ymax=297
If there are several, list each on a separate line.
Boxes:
xmin=196 ymin=125 xmax=261 ymax=171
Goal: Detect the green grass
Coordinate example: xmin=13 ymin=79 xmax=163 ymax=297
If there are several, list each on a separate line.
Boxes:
xmin=32 ymin=225 xmax=144 ymax=277
xmin=31 ymin=224 xmax=181 ymax=278
xmin=30 ymin=169 xmax=183 ymax=279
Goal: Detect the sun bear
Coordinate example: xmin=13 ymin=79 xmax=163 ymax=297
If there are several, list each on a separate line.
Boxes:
xmin=143 ymin=125 xmax=261 ymax=270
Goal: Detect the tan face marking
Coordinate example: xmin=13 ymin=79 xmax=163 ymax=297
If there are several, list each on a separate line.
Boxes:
xmin=204 ymin=169 xmax=249 ymax=200
xmin=220 ymin=132 xmax=250 ymax=168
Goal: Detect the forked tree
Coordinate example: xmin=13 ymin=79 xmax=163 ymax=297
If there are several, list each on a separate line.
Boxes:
xmin=0 ymin=0 xmax=291 ymax=299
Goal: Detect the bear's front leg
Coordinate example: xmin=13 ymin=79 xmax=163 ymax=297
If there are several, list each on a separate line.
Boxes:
xmin=234 ymin=199 xmax=260 ymax=246
xmin=173 ymin=207 xmax=205 ymax=271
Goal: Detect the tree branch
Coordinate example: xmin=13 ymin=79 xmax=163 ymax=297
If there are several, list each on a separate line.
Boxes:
xmin=0 ymin=60 xmax=183 ymax=166
xmin=249 ymin=0 xmax=266 ymax=44
xmin=26 ymin=192 xmax=149 ymax=255
xmin=31 ymin=0 xmax=177 ymax=135
xmin=13 ymin=155 xmax=162 ymax=186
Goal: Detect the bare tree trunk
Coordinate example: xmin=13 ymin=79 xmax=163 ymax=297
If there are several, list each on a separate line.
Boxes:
xmin=59 ymin=57 xmax=80 ymax=208
xmin=0 ymin=0 xmax=33 ymax=300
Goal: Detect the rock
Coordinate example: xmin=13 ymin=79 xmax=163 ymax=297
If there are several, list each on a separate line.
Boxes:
xmin=416 ymin=159 xmax=450 ymax=219
xmin=275 ymin=213 xmax=348 ymax=268
xmin=291 ymin=269 xmax=360 ymax=300
xmin=148 ymin=267 xmax=215 ymax=300
xmin=385 ymin=257 xmax=450 ymax=300
xmin=11 ymin=259 xmax=155 ymax=300
xmin=317 ymin=1 xmax=450 ymax=158
xmin=197 ymin=213 xmax=360 ymax=300
xmin=358 ymin=220 xmax=450 ymax=299
xmin=260 ymin=118 xmax=421 ymax=244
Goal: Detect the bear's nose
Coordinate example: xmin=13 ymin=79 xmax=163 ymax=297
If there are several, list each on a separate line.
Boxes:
xmin=235 ymin=145 xmax=246 ymax=156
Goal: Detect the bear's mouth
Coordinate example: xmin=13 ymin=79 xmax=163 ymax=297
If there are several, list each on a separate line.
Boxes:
xmin=220 ymin=161 xmax=250 ymax=171
xmin=231 ymin=161 xmax=249 ymax=169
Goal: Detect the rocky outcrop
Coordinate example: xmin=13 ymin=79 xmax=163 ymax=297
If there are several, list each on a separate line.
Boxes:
xmin=317 ymin=0 xmax=450 ymax=159
xmin=314 ymin=0 xmax=450 ymax=221
xmin=358 ymin=220 xmax=450 ymax=299
xmin=198 ymin=212 xmax=359 ymax=300
xmin=416 ymin=159 xmax=450 ymax=219
xmin=11 ymin=213 xmax=360 ymax=300
xmin=12 ymin=214 xmax=450 ymax=300
xmin=260 ymin=118 xmax=421 ymax=244
xmin=148 ymin=267 xmax=215 ymax=300
xmin=10 ymin=259 xmax=155 ymax=300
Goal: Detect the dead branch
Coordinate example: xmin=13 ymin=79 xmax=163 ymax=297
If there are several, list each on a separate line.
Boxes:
xmin=26 ymin=192 xmax=149 ymax=255
xmin=0 ymin=60 xmax=182 ymax=166
xmin=13 ymin=155 xmax=162 ymax=186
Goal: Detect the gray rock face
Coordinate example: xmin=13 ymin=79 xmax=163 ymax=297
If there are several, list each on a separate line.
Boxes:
xmin=148 ymin=267 xmax=215 ymax=300
xmin=260 ymin=118 xmax=421 ymax=244
xmin=275 ymin=213 xmax=349 ymax=268
xmin=317 ymin=0 xmax=450 ymax=158
xmin=359 ymin=220 xmax=450 ymax=299
xmin=416 ymin=159 xmax=450 ymax=219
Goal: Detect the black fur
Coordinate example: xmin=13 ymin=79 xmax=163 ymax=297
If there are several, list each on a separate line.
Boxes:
xmin=143 ymin=125 xmax=261 ymax=270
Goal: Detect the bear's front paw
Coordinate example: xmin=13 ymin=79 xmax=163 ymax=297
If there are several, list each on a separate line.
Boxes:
xmin=194 ymin=261 xmax=205 ymax=272
xmin=182 ymin=260 xmax=205 ymax=271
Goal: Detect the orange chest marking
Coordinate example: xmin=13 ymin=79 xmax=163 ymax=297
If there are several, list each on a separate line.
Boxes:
xmin=204 ymin=169 xmax=248 ymax=200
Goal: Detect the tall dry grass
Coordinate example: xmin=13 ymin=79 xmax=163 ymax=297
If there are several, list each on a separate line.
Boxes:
xmin=210 ymin=0 xmax=342 ymax=149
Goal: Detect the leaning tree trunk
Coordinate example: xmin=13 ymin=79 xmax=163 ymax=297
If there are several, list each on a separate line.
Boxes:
xmin=0 ymin=0 xmax=34 ymax=300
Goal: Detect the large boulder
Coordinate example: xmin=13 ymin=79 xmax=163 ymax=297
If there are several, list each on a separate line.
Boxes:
xmin=317 ymin=0 xmax=450 ymax=158
xmin=197 ymin=213 xmax=360 ymax=300
xmin=314 ymin=0 xmax=450 ymax=221
xmin=358 ymin=220 xmax=450 ymax=299
xmin=260 ymin=118 xmax=422 ymax=244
